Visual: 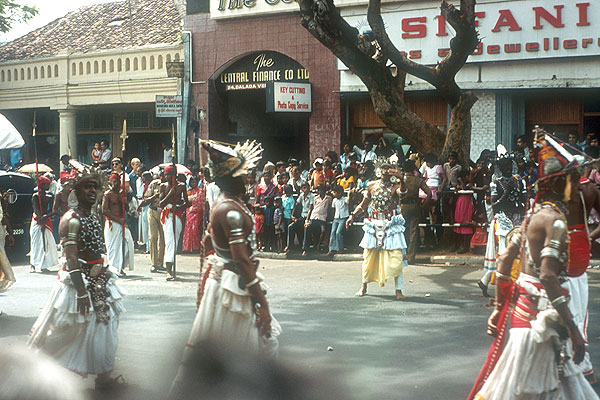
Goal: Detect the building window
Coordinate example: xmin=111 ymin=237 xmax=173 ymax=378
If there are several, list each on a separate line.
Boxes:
xmin=54 ymin=65 xmax=59 ymax=77
xmin=174 ymin=53 xmax=180 ymax=61
xmin=150 ymin=56 xmax=155 ymax=70
xmin=94 ymin=61 xmax=99 ymax=74
xmin=102 ymin=60 xmax=106 ymax=73
xmin=153 ymin=114 xmax=176 ymax=129
xmin=34 ymin=67 xmax=38 ymax=79
xmin=141 ymin=57 xmax=146 ymax=70
xmin=110 ymin=60 xmax=115 ymax=73
xmin=118 ymin=59 xmax=122 ymax=72
xmin=1 ymin=70 xmax=4 ymax=82
xmin=93 ymin=111 xmax=114 ymax=129
xmin=158 ymin=55 xmax=163 ymax=69
xmin=27 ymin=68 xmax=31 ymax=80
xmin=133 ymin=57 xmax=138 ymax=71
xmin=86 ymin=62 xmax=91 ymax=74
xmin=40 ymin=67 xmax=44 ymax=79
xmin=166 ymin=54 xmax=172 ymax=63
xmin=126 ymin=111 xmax=149 ymax=128
xmin=47 ymin=65 xmax=52 ymax=78
xmin=7 ymin=70 xmax=11 ymax=81
xmin=20 ymin=68 xmax=24 ymax=80
xmin=72 ymin=63 xmax=76 ymax=76
xmin=126 ymin=58 xmax=130 ymax=71
xmin=14 ymin=69 xmax=18 ymax=81
xmin=79 ymin=62 xmax=83 ymax=75
xmin=76 ymin=112 xmax=91 ymax=130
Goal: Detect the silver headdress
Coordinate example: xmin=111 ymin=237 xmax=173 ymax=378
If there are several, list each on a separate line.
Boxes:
xmin=201 ymin=140 xmax=263 ymax=179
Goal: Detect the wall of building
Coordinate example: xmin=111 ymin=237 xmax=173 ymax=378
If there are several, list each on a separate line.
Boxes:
xmin=184 ymin=13 xmax=341 ymax=162
xmin=470 ymin=91 xmax=497 ymax=160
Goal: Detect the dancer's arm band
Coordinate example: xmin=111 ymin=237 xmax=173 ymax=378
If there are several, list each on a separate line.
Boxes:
xmin=551 ymin=295 xmax=570 ymax=308
xmin=352 ymin=205 xmax=363 ymax=217
xmin=229 ymin=238 xmax=245 ymax=245
xmin=495 ymin=272 xmax=511 ymax=280
xmin=64 ymin=240 xmax=78 ymax=247
xmin=67 ymin=217 xmax=81 ymax=241
xmin=245 ymin=277 xmax=260 ymax=288
xmin=76 ymin=292 xmax=89 ymax=299
xmin=68 ymin=269 xmax=82 ymax=275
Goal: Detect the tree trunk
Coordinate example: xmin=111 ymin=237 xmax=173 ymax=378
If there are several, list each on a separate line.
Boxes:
xmin=442 ymin=92 xmax=477 ymax=166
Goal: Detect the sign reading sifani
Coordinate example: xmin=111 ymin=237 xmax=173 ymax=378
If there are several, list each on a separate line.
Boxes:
xmin=266 ymin=82 xmax=311 ymax=113
xmin=342 ymin=0 xmax=599 ymax=66
xmin=156 ymin=95 xmax=183 ymax=117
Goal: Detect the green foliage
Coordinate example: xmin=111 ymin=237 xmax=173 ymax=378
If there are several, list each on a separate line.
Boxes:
xmin=0 ymin=1 xmax=39 ymax=33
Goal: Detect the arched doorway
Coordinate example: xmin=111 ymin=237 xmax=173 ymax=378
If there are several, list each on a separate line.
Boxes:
xmin=208 ymin=51 xmax=311 ymax=163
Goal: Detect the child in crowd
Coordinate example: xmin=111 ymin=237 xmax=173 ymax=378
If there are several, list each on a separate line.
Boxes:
xmin=254 ymin=204 xmax=265 ymax=250
xmin=322 ymin=160 xmax=334 ymax=187
xmin=273 ymin=197 xmax=284 ymax=253
xmin=263 ymin=196 xmax=276 ymax=252
xmin=336 ymin=166 xmax=356 ymax=191
xmin=281 ymin=185 xmax=295 ymax=241
xmin=328 ymin=185 xmax=349 ymax=256
xmin=91 ymin=142 xmax=102 ymax=163
xmin=453 ymin=169 xmax=474 ymax=254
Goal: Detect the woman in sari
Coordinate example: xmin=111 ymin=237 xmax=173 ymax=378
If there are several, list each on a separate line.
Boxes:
xmin=182 ymin=177 xmax=205 ymax=252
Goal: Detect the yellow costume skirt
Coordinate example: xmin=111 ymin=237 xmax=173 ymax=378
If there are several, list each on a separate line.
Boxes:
xmin=362 ymin=248 xmax=404 ymax=286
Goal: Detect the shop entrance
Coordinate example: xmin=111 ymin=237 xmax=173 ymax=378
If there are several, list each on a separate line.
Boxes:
xmin=209 ymin=51 xmax=311 ymax=164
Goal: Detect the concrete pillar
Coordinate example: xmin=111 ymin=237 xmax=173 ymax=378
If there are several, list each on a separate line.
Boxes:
xmin=58 ymin=109 xmax=77 ymax=158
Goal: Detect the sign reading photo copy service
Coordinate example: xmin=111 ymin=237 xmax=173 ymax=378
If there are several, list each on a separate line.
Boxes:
xmin=266 ymin=82 xmax=311 ymax=113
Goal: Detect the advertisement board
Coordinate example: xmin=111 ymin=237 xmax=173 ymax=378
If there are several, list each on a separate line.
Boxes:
xmin=156 ymin=95 xmax=183 ymax=117
xmin=266 ymin=82 xmax=312 ymax=112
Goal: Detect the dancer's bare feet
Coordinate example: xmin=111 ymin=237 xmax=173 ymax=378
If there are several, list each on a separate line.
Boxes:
xmin=395 ymin=290 xmax=406 ymax=300
xmin=355 ymin=283 xmax=367 ymax=297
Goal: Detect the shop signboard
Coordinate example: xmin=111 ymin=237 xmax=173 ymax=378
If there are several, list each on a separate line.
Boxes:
xmin=341 ymin=0 xmax=599 ymax=66
xmin=166 ymin=62 xmax=185 ymax=78
xmin=218 ymin=51 xmax=309 ymax=94
xmin=156 ymin=95 xmax=183 ymax=117
xmin=266 ymin=82 xmax=312 ymax=113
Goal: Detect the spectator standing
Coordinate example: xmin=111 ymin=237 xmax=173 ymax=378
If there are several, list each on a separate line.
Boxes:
xmin=302 ymin=184 xmax=331 ymax=256
xmin=91 ymin=142 xmax=101 ymax=164
xmin=163 ymin=143 xmax=173 ymax=163
xmin=245 ymin=173 xmax=257 ymax=205
xmin=256 ymin=171 xmax=279 ymax=205
xmin=515 ymin=135 xmax=530 ymax=159
xmin=286 ymin=182 xmax=313 ymax=253
xmin=273 ymin=197 xmax=284 ymax=252
xmin=328 ymin=185 xmax=349 ymax=256
xmin=290 ymin=167 xmax=304 ymax=194
xmin=340 ymin=143 xmax=353 ymax=170
xmin=182 ymin=176 xmax=205 ymax=252
xmin=567 ymin=131 xmax=582 ymax=153
xmin=310 ymin=159 xmax=325 ymax=189
xmin=402 ymin=160 xmax=431 ymax=263
xmin=353 ymin=138 xmax=377 ymax=163
xmin=140 ymin=172 xmax=165 ymax=273
xmin=137 ymin=171 xmax=153 ymax=253
xmin=254 ymin=204 xmax=265 ymax=250
xmin=453 ymin=170 xmax=474 ymax=254
xmin=281 ymin=185 xmax=295 ymax=241
xmin=263 ymin=196 xmax=276 ymax=252
xmin=336 ymin=166 xmax=356 ymax=191
xmin=99 ymin=140 xmax=112 ymax=169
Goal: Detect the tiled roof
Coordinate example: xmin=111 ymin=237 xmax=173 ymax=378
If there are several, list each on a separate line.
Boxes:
xmin=0 ymin=0 xmax=182 ymax=62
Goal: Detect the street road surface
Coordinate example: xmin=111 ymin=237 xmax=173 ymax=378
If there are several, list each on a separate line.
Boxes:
xmin=1 ymin=254 xmax=599 ymax=399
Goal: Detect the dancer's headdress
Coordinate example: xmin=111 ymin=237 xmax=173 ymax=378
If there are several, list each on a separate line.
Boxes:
xmin=68 ymin=159 xmax=102 ymax=188
xmin=201 ymin=140 xmax=263 ymax=179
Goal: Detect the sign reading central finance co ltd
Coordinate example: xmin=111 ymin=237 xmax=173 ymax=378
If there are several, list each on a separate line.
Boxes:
xmin=266 ymin=82 xmax=311 ymax=113
xmin=156 ymin=95 xmax=183 ymax=117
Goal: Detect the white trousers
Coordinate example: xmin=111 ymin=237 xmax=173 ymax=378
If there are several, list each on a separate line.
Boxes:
xmin=29 ymin=220 xmax=58 ymax=271
xmin=104 ymin=220 xmax=134 ymax=273
xmin=161 ymin=213 xmax=182 ymax=264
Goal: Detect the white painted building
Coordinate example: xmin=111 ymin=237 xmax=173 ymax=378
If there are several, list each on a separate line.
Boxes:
xmin=0 ymin=0 xmax=184 ymax=167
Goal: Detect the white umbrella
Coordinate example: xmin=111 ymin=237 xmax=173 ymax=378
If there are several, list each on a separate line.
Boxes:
xmin=150 ymin=163 xmax=192 ymax=175
xmin=0 ymin=113 xmax=25 ymax=149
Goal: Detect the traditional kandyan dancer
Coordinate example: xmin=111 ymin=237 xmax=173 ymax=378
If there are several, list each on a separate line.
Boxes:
xmin=169 ymin=140 xmax=280 ymax=398
xmin=103 ymin=173 xmax=135 ymax=276
xmin=468 ymin=130 xmax=598 ymax=400
xmin=345 ymin=162 xmax=409 ymax=299
xmin=159 ymin=165 xmax=189 ymax=281
xmin=30 ymin=175 xmax=59 ymax=273
xmin=28 ymin=163 xmax=126 ymax=390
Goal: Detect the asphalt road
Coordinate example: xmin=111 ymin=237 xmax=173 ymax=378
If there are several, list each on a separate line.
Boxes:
xmin=1 ymin=253 xmax=600 ymax=400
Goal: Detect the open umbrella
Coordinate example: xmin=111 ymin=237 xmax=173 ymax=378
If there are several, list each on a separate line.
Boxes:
xmin=150 ymin=163 xmax=192 ymax=175
xmin=18 ymin=163 xmax=53 ymax=173
xmin=0 ymin=113 xmax=25 ymax=150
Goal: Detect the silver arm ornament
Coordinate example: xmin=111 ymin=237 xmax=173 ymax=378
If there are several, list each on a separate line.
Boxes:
xmin=539 ymin=219 xmax=567 ymax=263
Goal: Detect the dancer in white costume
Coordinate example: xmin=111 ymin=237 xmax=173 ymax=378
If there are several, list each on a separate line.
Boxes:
xmin=103 ymin=173 xmax=134 ymax=275
xmin=169 ymin=140 xmax=280 ymax=398
xmin=28 ymin=167 xmax=126 ymax=390
xmin=30 ymin=176 xmax=59 ymax=273
xmin=469 ymin=129 xmax=598 ymax=400
xmin=159 ymin=164 xmax=189 ymax=281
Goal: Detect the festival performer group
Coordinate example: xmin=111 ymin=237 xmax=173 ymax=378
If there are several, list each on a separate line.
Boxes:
xmin=3 ymin=126 xmax=600 ymax=397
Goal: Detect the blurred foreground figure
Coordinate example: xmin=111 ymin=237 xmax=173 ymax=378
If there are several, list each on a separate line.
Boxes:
xmin=0 ymin=191 xmax=15 ymax=292
xmin=469 ymin=129 xmax=598 ymax=400
xmin=173 ymin=339 xmax=345 ymax=400
xmin=28 ymin=163 xmax=126 ymax=391
xmin=0 ymin=345 xmax=90 ymax=400
xmin=169 ymin=140 xmax=281 ymax=397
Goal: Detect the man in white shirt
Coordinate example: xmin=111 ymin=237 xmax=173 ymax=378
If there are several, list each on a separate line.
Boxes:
xmin=353 ymin=138 xmax=377 ymax=163
xmin=99 ymin=140 xmax=112 ymax=169
xmin=302 ymin=184 xmax=332 ymax=256
xmin=285 ymin=182 xmax=313 ymax=253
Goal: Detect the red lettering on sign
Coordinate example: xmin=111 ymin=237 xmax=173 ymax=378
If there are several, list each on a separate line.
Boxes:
xmin=438 ymin=48 xmax=450 ymax=57
xmin=402 ymin=17 xmax=427 ymax=38
xmin=525 ymin=42 xmax=539 ymax=52
xmin=491 ymin=10 xmax=522 ymax=32
xmin=564 ymin=39 xmax=577 ymax=49
xmin=554 ymin=37 xmax=559 ymax=50
xmin=582 ymin=38 xmax=593 ymax=48
xmin=409 ymin=50 xmax=422 ymax=59
xmin=436 ymin=15 xmax=447 ymax=37
xmin=544 ymin=38 xmax=550 ymax=50
xmin=472 ymin=42 xmax=483 ymax=55
xmin=532 ymin=5 xmax=564 ymax=30
xmin=576 ymin=3 xmax=590 ymax=26
xmin=487 ymin=45 xmax=500 ymax=54
xmin=505 ymin=43 xmax=521 ymax=53
xmin=474 ymin=11 xmax=485 ymax=27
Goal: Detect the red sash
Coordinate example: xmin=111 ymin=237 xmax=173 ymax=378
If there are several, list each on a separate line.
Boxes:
xmin=568 ymin=224 xmax=590 ymax=278
xmin=161 ymin=207 xmax=183 ymax=224
xmin=33 ymin=214 xmax=53 ymax=231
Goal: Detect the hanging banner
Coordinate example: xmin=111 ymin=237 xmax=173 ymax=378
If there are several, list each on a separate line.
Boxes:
xmin=266 ymin=82 xmax=312 ymax=113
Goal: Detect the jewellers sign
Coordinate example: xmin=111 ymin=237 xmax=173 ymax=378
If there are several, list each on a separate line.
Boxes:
xmin=341 ymin=0 xmax=599 ymax=66
xmin=266 ymin=82 xmax=312 ymax=112
xmin=156 ymin=95 xmax=183 ymax=117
